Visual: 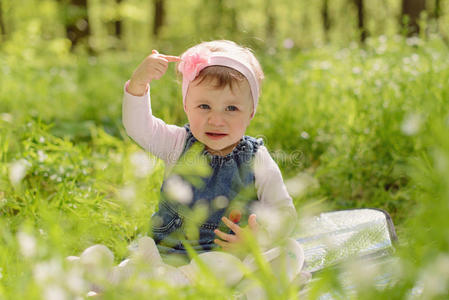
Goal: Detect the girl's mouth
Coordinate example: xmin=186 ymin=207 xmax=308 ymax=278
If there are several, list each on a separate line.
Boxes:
xmin=206 ymin=132 xmax=228 ymax=140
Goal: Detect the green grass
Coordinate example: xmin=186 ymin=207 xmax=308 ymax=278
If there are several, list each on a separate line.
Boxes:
xmin=1 ymin=34 xmax=449 ymax=299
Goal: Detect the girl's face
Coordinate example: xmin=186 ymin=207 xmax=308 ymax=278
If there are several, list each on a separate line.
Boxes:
xmin=185 ymin=79 xmax=253 ymax=156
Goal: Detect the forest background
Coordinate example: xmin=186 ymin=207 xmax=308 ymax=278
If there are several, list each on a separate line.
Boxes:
xmin=1 ymin=0 xmax=449 ymax=299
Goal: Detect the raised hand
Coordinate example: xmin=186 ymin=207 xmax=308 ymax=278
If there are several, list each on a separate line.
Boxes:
xmin=128 ymin=49 xmax=181 ymax=96
xmin=214 ymin=213 xmax=259 ymax=256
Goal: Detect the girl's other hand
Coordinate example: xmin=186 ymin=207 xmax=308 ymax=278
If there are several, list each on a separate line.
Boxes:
xmin=213 ymin=214 xmax=259 ymax=256
xmin=128 ymin=49 xmax=181 ymax=96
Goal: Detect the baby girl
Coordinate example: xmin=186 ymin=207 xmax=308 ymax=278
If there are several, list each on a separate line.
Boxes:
xmin=75 ymin=40 xmax=306 ymax=298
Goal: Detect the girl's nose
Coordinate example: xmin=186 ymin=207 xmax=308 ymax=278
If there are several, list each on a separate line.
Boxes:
xmin=208 ymin=112 xmax=226 ymax=126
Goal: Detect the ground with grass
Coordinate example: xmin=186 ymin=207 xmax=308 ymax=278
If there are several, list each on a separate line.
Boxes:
xmin=1 ymin=35 xmax=449 ymax=299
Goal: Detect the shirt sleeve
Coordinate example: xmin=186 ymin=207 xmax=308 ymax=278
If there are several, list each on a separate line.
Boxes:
xmin=252 ymin=145 xmax=298 ymax=248
xmin=122 ymin=80 xmax=187 ymax=167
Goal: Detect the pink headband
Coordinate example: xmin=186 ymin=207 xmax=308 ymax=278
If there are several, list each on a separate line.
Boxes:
xmin=178 ymin=47 xmax=260 ymax=118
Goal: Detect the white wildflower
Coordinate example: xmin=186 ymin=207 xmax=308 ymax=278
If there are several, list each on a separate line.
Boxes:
xmin=401 ymin=113 xmax=422 ymax=136
xmin=212 ymin=196 xmax=228 ymax=209
xmin=418 ymin=254 xmax=449 ymax=298
xmin=0 ymin=113 xmax=13 ymax=123
xmin=300 ymin=131 xmax=310 ymax=139
xmin=285 ymin=172 xmax=319 ymax=197
xmin=164 ymin=175 xmax=193 ymax=204
xmin=17 ymin=231 xmax=36 ymax=258
xmin=39 ymin=136 xmax=45 ymax=143
xmin=9 ymin=159 xmax=31 ymax=185
xmin=345 ymin=258 xmax=381 ymax=288
xmin=352 ymin=67 xmax=362 ymax=75
xmin=65 ymin=267 xmax=86 ymax=294
xmin=406 ymin=36 xmax=421 ymax=46
xmin=250 ymin=202 xmax=284 ymax=245
xmin=118 ymin=185 xmax=136 ymax=203
xmin=130 ymin=151 xmax=156 ymax=177
xmin=319 ymin=61 xmax=331 ymax=70
xmin=33 ymin=259 xmax=63 ymax=284
xmin=44 ymin=284 xmax=67 ymax=300
xmin=0 ymin=267 xmax=3 ymax=279
xmin=283 ymin=38 xmax=294 ymax=49
xmin=37 ymin=150 xmax=47 ymax=162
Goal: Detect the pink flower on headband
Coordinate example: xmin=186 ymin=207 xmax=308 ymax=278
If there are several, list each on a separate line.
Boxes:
xmin=178 ymin=47 xmax=212 ymax=82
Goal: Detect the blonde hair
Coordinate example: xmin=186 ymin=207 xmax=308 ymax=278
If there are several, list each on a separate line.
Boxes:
xmin=176 ymin=40 xmax=264 ymax=93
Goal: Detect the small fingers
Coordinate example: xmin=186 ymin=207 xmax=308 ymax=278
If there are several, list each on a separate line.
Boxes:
xmin=221 ymin=216 xmax=242 ymax=234
xmin=161 ymin=55 xmax=182 ymax=62
xmin=214 ymin=229 xmax=238 ymax=243
xmin=214 ymin=238 xmax=231 ymax=249
xmin=248 ymin=214 xmax=259 ymax=232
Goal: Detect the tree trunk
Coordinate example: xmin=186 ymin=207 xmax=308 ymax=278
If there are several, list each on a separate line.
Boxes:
xmin=321 ymin=0 xmax=330 ymax=42
xmin=0 ymin=0 xmax=6 ymax=39
xmin=153 ymin=0 xmax=165 ymax=38
xmin=354 ymin=0 xmax=367 ymax=43
xmin=115 ymin=0 xmax=122 ymax=38
xmin=63 ymin=0 xmax=91 ymax=51
xmin=265 ymin=0 xmax=276 ymax=44
xmin=401 ymin=0 xmax=426 ymax=36
xmin=434 ymin=0 xmax=441 ymax=19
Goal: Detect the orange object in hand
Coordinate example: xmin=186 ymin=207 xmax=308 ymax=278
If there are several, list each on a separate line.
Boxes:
xmin=229 ymin=209 xmax=242 ymax=223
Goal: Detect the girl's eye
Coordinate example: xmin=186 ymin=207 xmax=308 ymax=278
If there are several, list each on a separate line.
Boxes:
xmin=199 ymin=104 xmax=210 ymax=109
xmin=226 ymin=106 xmax=238 ymax=112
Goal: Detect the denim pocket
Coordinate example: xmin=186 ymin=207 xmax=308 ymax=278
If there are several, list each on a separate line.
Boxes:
xmin=151 ymin=201 xmax=182 ymax=234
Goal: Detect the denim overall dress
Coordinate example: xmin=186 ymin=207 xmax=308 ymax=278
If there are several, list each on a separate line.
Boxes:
xmin=150 ymin=124 xmax=264 ymax=262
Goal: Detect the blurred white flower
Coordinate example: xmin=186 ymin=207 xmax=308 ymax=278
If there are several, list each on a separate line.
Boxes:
xmin=300 ymin=131 xmax=310 ymax=139
xmin=164 ymin=175 xmax=193 ymax=204
xmin=118 ymin=185 xmax=136 ymax=203
xmin=34 ymin=259 xmax=63 ymax=284
xmin=352 ymin=67 xmax=362 ymax=74
xmin=250 ymin=202 xmax=285 ymax=246
xmin=39 ymin=136 xmax=45 ymax=143
xmin=345 ymin=258 xmax=381 ymax=288
xmin=285 ymin=172 xmax=319 ymax=197
xmin=418 ymin=254 xmax=449 ymax=299
xmin=17 ymin=231 xmax=36 ymax=258
xmin=130 ymin=151 xmax=156 ymax=177
xmin=378 ymin=35 xmax=387 ymax=44
xmin=65 ymin=267 xmax=86 ymax=294
xmin=0 ymin=267 xmax=3 ymax=279
xmin=9 ymin=159 xmax=31 ymax=185
xmin=401 ymin=113 xmax=422 ymax=136
xmin=406 ymin=36 xmax=422 ymax=46
xmin=319 ymin=61 xmax=331 ymax=70
xmin=283 ymin=38 xmax=294 ymax=49
xmin=1 ymin=113 xmax=13 ymax=123
xmin=44 ymin=284 xmax=67 ymax=300
xmin=37 ymin=150 xmax=47 ymax=162
xmin=212 ymin=195 xmax=228 ymax=209
xmin=376 ymin=44 xmax=387 ymax=55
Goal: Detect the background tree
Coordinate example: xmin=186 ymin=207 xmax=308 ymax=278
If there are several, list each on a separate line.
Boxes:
xmin=60 ymin=0 xmax=92 ymax=51
xmin=115 ymin=0 xmax=123 ymax=39
xmin=401 ymin=0 xmax=427 ymax=35
xmin=265 ymin=0 xmax=276 ymax=44
xmin=321 ymin=0 xmax=331 ymax=43
xmin=354 ymin=0 xmax=367 ymax=42
xmin=153 ymin=0 xmax=165 ymax=38
xmin=0 ymin=0 xmax=6 ymax=40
